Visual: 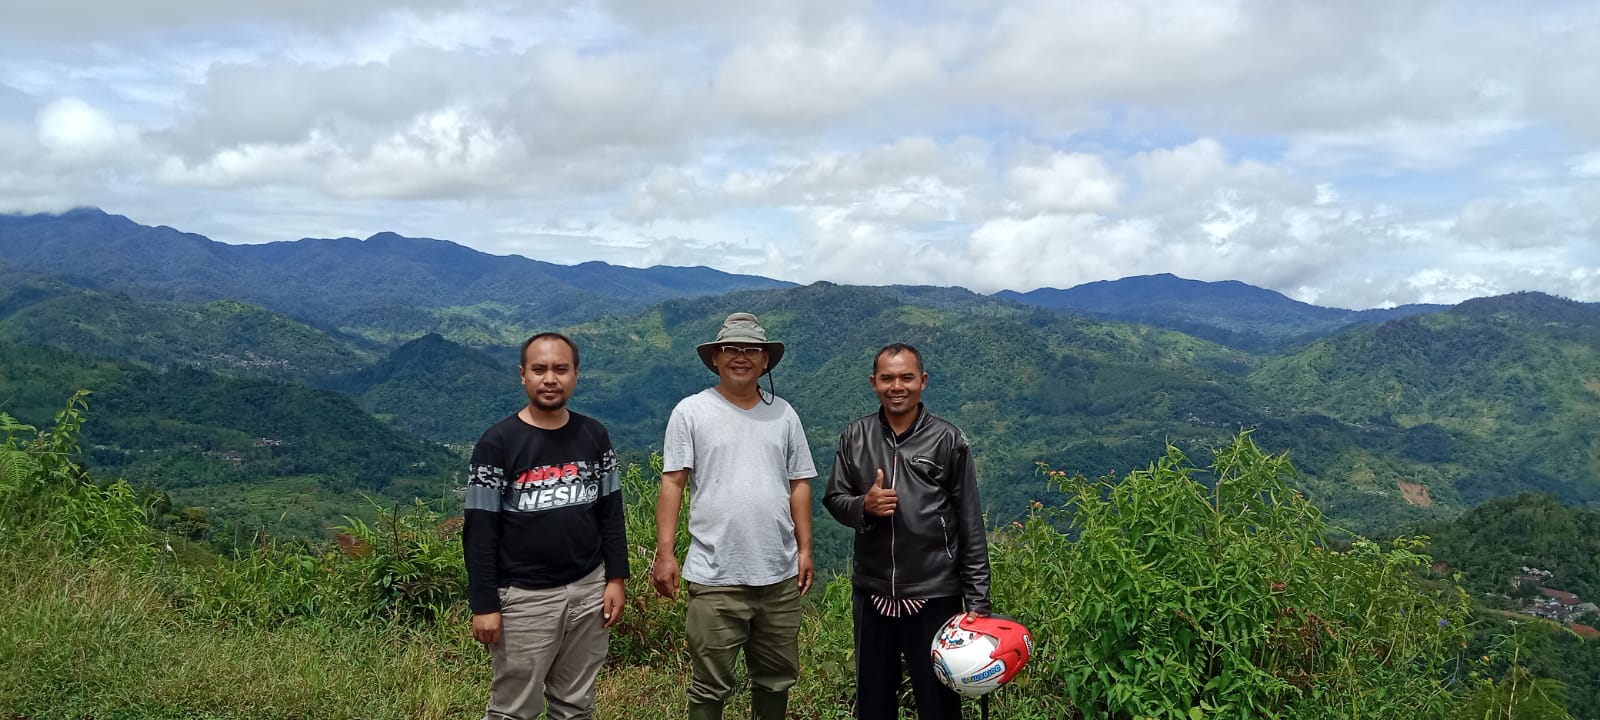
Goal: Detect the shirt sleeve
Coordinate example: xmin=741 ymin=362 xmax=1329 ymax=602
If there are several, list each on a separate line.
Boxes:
xmin=662 ymin=402 xmax=694 ymax=473
xmin=463 ymin=430 xmax=506 ymax=615
xmin=822 ymin=426 xmax=872 ymax=530
xmin=785 ymin=407 xmax=816 ymax=480
xmin=592 ymin=431 xmax=630 ymax=582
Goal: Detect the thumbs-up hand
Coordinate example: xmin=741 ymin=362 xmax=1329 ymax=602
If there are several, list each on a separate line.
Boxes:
xmin=865 ymin=468 xmax=898 ymax=517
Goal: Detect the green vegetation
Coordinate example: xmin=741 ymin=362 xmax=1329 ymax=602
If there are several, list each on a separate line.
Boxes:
xmin=1249 ymin=293 xmax=1600 ymax=511
xmin=996 ymin=442 xmax=1471 ymax=718
xmin=337 ymin=333 xmax=521 ymax=442
xmin=0 ymin=278 xmax=370 ymax=381
xmin=0 ymin=344 xmax=459 ymax=542
xmin=1420 ymin=493 xmax=1600 ymax=599
xmin=5 ymin=397 xmax=1581 ymax=719
xmin=13 ymin=281 xmax=1600 ymax=557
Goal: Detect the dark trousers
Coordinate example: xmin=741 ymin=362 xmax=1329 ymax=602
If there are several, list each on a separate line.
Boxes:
xmin=852 ymin=592 xmax=965 ymax=720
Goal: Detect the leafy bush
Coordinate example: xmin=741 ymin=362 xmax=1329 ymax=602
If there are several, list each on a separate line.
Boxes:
xmin=987 ymin=434 xmax=1472 ymax=719
xmin=1 ymin=392 xmax=151 ymax=560
xmin=340 ymin=501 xmax=467 ymax=623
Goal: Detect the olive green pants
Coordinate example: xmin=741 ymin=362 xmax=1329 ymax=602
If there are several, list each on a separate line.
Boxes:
xmin=685 ymin=578 xmax=803 ymax=719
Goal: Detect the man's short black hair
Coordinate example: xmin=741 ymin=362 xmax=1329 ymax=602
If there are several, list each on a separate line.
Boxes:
xmin=520 ymin=332 xmax=580 ymax=368
xmin=874 ymin=343 xmax=924 ymax=374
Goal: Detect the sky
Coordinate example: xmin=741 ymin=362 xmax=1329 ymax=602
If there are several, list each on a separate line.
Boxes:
xmin=1 ymin=0 xmax=1597 ymax=309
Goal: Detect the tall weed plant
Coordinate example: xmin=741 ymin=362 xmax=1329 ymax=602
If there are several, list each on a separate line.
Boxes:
xmin=987 ymin=434 xmax=1472 ymax=719
xmin=0 ymin=392 xmax=150 ymax=562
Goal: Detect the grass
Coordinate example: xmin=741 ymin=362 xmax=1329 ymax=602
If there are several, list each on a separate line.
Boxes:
xmin=0 ymin=544 xmax=873 ymax=720
xmin=0 ymin=548 xmax=487 ymax=720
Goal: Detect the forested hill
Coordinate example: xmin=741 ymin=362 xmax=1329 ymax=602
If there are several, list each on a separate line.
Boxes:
xmin=1418 ymin=493 xmax=1600 ymax=599
xmin=0 ymin=208 xmax=793 ymax=344
xmin=0 ymin=343 xmax=458 ymax=538
xmin=8 ymin=274 xmax=1600 ymax=539
xmin=544 ymin=283 xmax=1466 ymax=533
xmin=0 ymin=275 xmax=371 ymax=382
xmin=1248 ymin=292 xmax=1600 ymax=507
xmin=336 ymin=333 xmax=520 ymax=443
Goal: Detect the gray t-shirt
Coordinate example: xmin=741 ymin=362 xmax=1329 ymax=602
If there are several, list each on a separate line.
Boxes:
xmin=663 ymin=388 xmax=816 ymax=586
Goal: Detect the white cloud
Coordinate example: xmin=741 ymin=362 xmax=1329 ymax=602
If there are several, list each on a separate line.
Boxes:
xmin=1454 ymin=199 xmax=1564 ymax=250
xmin=0 ymin=0 xmax=478 ymax=39
xmin=1004 ymin=152 xmax=1121 ymax=215
xmin=1573 ymin=153 xmax=1600 ymax=179
xmin=3 ymin=0 xmax=1600 ymax=306
xmin=967 ymin=214 xmax=1158 ymax=292
xmin=157 ymin=138 xmax=326 ymax=188
xmin=711 ymin=19 xmax=944 ymax=129
xmin=324 ymin=108 xmax=522 ymax=199
xmin=35 ymin=97 xmax=138 ymax=166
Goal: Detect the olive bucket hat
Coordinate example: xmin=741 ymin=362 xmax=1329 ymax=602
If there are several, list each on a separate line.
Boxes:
xmin=695 ymin=312 xmax=786 ymax=375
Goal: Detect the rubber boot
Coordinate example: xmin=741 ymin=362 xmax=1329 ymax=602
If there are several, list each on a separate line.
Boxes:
xmin=688 ymin=700 xmax=725 ymax=720
xmin=751 ymin=688 xmax=789 ymax=720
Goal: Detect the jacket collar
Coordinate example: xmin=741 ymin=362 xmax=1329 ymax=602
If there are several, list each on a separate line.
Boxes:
xmin=877 ymin=402 xmax=926 ymax=441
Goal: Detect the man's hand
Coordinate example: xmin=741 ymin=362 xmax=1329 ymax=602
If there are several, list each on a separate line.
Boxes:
xmin=602 ymin=578 xmax=625 ymax=628
xmin=650 ymin=551 xmax=681 ymax=599
xmin=797 ymin=550 xmax=815 ymax=596
xmin=472 ymin=611 xmax=502 ymax=645
xmin=865 ymin=468 xmax=897 ymax=517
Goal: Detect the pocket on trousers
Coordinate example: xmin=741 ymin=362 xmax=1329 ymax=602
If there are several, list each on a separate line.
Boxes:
xmin=497 ymin=585 xmax=529 ymax=610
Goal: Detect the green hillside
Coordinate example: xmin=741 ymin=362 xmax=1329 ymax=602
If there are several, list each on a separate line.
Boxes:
xmin=552 ymin=283 xmax=1465 ymax=538
xmin=1418 ymin=493 xmax=1600 ymax=599
xmin=0 ymin=277 xmax=371 ymax=381
xmin=1249 ymin=292 xmax=1600 ymax=507
xmin=0 ymin=343 xmax=458 ymax=538
xmin=1409 ymin=493 xmax=1600 ymax=718
xmin=338 ymin=333 xmax=521 ymax=442
xmin=5 ymin=279 xmax=1598 ymax=544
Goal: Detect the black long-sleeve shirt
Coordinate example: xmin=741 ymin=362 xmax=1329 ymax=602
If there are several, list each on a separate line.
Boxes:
xmin=463 ymin=411 xmax=629 ymax=614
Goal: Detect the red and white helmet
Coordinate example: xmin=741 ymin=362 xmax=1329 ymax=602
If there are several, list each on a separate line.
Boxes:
xmin=930 ymin=613 xmax=1033 ymax=697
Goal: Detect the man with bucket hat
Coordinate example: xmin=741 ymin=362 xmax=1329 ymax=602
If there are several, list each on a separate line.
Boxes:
xmin=651 ymin=312 xmax=817 ymax=720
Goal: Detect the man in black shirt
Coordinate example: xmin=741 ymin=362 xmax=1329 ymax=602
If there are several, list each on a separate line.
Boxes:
xmin=464 ymin=332 xmax=629 ymax=720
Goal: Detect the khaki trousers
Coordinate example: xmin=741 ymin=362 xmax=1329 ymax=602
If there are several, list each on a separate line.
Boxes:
xmin=485 ymin=566 xmax=607 ymax=720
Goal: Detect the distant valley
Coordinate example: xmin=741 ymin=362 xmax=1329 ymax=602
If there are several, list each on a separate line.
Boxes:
xmin=4 ymin=208 xmax=1600 ymax=557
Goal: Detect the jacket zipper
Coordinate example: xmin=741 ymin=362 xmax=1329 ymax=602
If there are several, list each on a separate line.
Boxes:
xmin=889 ymin=443 xmax=899 ymax=597
xmin=883 ymin=410 xmax=922 ymax=598
xmin=889 ymin=425 xmax=902 ymax=598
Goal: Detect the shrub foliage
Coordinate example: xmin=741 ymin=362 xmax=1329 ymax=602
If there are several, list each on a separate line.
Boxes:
xmin=0 ymin=394 xmax=1577 ymax=719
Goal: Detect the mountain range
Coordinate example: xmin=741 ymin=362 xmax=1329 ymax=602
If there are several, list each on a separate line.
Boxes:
xmin=0 ymin=208 xmax=792 ymax=346
xmin=998 ymin=274 xmax=1447 ymax=352
xmin=3 ymin=207 xmax=1599 ymax=552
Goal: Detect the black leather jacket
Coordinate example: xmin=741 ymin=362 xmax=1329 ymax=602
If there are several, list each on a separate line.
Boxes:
xmin=823 ymin=405 xmax=991 ymax=613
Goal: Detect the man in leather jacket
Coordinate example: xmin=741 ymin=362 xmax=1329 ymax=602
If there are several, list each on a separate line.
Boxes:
xmin=823 ymin=343 xmax=991 ymax=720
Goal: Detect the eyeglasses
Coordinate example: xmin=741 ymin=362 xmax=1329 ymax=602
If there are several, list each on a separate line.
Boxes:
xmin=719 ymin=345 xmax=767 ymax=358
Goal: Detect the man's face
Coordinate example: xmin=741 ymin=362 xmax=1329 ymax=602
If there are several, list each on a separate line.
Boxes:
xmin=714 ymin=344 xmax=768 ymax=385
xmin=871 ymin=350 xmax=926 ymax=418
xmin=521 ymin=338 xmax=577 ymax=411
